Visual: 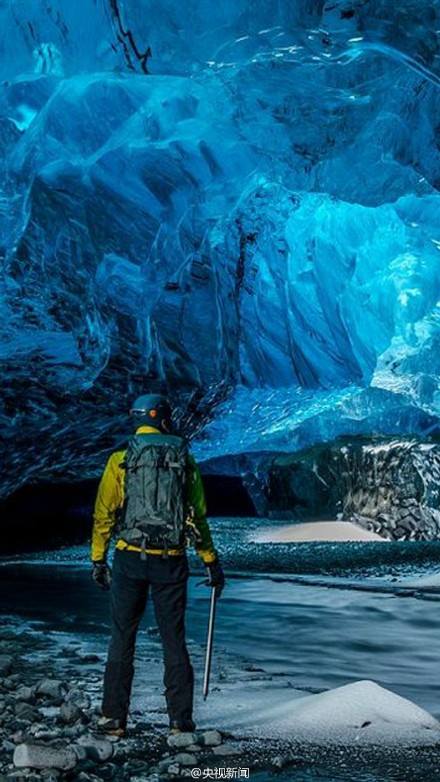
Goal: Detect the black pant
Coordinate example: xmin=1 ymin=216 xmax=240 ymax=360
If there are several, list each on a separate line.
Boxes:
xmin=102 ymin=549 xmax=193 ymax=726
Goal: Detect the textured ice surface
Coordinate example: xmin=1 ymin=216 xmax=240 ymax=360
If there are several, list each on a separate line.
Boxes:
xmin=1 ymin=1 xmax=440 ymax=494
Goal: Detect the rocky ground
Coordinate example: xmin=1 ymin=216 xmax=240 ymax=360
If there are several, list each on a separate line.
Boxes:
xmin=0 ymin=625 xmax=292 ymax=782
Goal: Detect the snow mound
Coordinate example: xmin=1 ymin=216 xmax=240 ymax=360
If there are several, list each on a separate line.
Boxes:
xmin=287 ymin=680 xmax=440 ymax=744
xmin=217 ymin=680 xmax=440 ymax=745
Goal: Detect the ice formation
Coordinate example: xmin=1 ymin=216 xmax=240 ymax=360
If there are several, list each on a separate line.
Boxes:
xmin=1 ymin=1 xmax=440 ymax=495
xmin=253 ymin=438 xmax=440 ymax=539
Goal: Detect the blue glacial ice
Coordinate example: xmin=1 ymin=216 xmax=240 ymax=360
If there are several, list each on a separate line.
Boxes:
xmin=1 ymin=0 xmax=440 ymax=494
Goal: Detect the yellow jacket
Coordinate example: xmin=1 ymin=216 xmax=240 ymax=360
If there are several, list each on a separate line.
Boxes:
xmin=91 ymin=426 xmax=217 ymax=564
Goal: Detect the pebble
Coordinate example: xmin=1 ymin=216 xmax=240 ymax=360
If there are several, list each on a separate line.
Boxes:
xmin=167 ymin=732 xmax=197 ymax=749
xmin=4 ymin=675 xmax=21 ymax=689
xmin=76 ymin=734 xmax=114 ymax=762
xmin=11 ymin=731 xmax=25 ymax=744
xmin=14 ymin=702 xmax=40 ymax=722
xmin=40 ymin=771 xmax=61 ymax=782
xmin=65 ymin=688 xmax=91 ymax=711
xmin=59 ymin=701 xmax=83 ymax=724
xmin=15 ymin=686 xmax=35 ymax=703
xmin=0 ymin=656 xmax=13 ymax=676
xmin=173 ymin=753 xmax=197 ymax=766
xmin=0 ymin=629 xmax=252 ymax=782
xmin=36 ymin=680 xmax=65 ymax=700
xmin=7 ymin=772 xmax=41 ymax=782
xmin=13 ymin=743 xmax=78 ymax=771
xmin=62 ymin=724 xmax=86 ymax=739
xmin=72 ymin=745 xmax=88 ymax=761
xmin=199 ymin=730 xmax=222 ymax=747
xmin=122 ymin=759 xmax=151 ymax=775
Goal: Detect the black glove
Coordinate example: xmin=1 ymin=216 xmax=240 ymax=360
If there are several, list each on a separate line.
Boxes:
xmin=205 ymin=558 xmax=225 ymax=598
xmin=92 ymin=561 xmax=112 ymax=591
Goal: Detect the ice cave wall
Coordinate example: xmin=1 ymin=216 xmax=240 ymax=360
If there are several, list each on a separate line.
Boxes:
xmin=1 ymin=0 xmax=440 ymax=497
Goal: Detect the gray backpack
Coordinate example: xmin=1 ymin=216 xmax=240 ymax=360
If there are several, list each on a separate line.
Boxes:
xmin=118 ymin=433 xmax=188 ymax=551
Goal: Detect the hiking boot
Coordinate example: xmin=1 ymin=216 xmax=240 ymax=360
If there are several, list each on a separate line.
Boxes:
xmin=169 ymin=719 xmax=196 ymax=735
xmin=97 ymin=716 xmax=126 ymax=737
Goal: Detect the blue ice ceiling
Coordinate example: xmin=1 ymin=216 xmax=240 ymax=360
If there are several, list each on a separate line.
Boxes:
xmin=1 ymin=0 xmax=440 ymax=494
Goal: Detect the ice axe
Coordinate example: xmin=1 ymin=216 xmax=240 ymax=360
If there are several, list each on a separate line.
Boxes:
xmin=203 ymin=586 xmax=217 ymax=700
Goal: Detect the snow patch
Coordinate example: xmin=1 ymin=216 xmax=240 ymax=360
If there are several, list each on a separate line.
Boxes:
xmin=251 ymin=521 xmax=385 ymax=543
xmin=212 ymin=680 xmax=440 ymax=745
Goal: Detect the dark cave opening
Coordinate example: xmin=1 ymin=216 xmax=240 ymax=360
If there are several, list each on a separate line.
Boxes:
xmin=0 ymin=473 xmax=256 ymax=554
xmin=0 ymin=480 xmax=98 ymax=554
xmin=201 ymin=474 xmax=257 ymax=518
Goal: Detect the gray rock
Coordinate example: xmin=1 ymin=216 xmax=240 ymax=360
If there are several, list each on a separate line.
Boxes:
xmin=199 ymin=730 xmax=222 ymax=747
xmin=394 ymin=526 xmax=407 ymax=538
xmin=185 ymin=743 xmax=201 ymax=751
xmin=173 ymin=753 xmax=197 ymax=766
xmin=14 ymin=702 xmax=40 ymax=722
xmin=4 ymin=674 xmax=21 ymax=689
xmin=11 ymin=730 xmax=25 ymax=743
xmin=59 ymin=701 xmax=83 ymax=724
xmin=72 ymin=745 xmax=88 ymax=761
xmin=40 ymin=771 xmax=61 ymax=782
xmin=167 ymin=732 xmax=197 ymax=749
xmin=0 ymin=701 xmax=12 ymax=715
xmin=36 ymin=679 xmax=65 ymax=700
xmin=0 ymin=656 xmax=13 ymax=676
xmin=121 ymin=759 xmax=151 ymax=775
xmin=167 ymin=764 xmax=180 ymax=776
xmin=13 ymin=743 xmax=78 ymax=770
xmin=76 ymin=734 xmax=114 ymax=762
xmin=63 ymin=724 xmax=87 ymax=739
xmin=15 ymin=686 xmax=36 ymax=703
xmin=65 ymin=688 xmax=91 ymax=711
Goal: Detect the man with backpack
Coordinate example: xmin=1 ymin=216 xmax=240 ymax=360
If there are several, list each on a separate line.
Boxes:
xmin=91 ymin=394 xmax=225 ymax=737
